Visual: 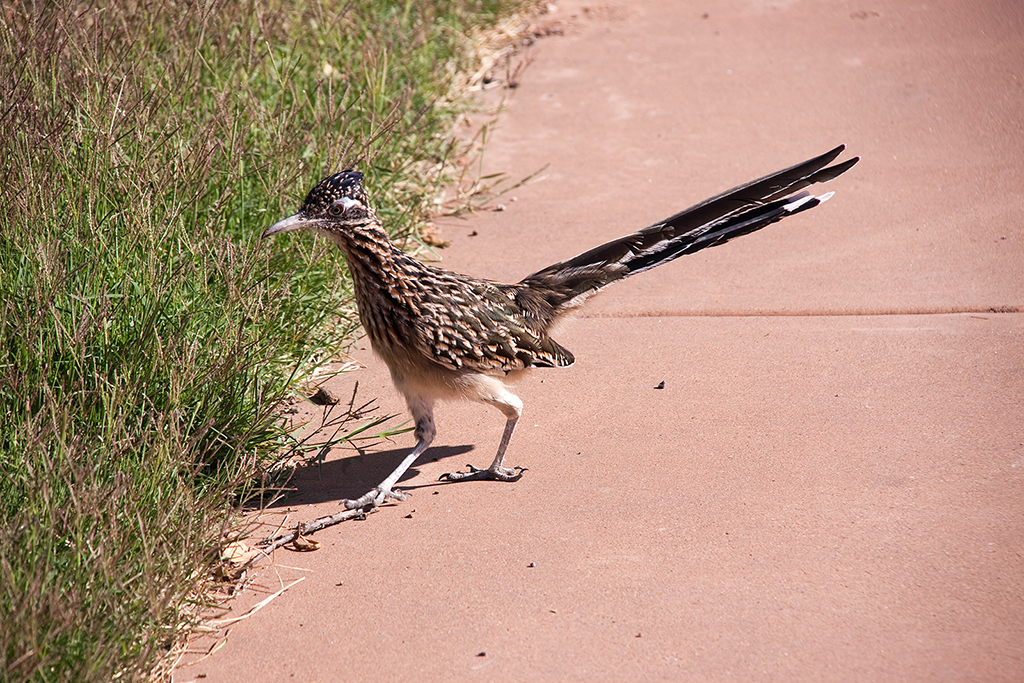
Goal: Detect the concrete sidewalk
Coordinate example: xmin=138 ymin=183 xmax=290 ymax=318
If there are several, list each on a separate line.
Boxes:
xmin=178 ymin=0 xmax=1023 ymax=680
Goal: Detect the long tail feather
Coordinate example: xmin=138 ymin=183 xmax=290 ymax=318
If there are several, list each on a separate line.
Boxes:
xmin=517 ymin=146 xmax=858 ymax=319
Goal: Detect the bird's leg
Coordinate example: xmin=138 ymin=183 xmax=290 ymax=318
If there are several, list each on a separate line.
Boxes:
xmin=342 ymin=397 xmax=435 ymax=509
xmin=440 ymin=392 xmax=526 ymax=482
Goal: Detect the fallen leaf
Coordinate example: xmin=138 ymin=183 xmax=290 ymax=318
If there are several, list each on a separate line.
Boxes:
xmin=291 ymin=533 xmax=321 ymax=551
xmin=221 ymin=541 xmax=261 ymax=565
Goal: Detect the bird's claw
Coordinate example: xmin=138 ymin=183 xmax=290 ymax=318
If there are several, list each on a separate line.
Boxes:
xmin=341 ymin=486 xmax=407 ymax=510
xmin=439 ymin=464 xmax=527 ymax=482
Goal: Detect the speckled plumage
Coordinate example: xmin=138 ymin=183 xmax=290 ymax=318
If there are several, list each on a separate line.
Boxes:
xmin=264 ymin=146 xmax=858 ymax=509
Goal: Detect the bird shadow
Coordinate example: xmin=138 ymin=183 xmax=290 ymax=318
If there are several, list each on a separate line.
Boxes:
xmin=267 ymin=443 xmax=476 ymax=507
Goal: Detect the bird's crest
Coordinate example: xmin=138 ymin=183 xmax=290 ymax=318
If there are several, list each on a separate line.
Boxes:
xmin=301 ymin=170 xmax=368 ymax=213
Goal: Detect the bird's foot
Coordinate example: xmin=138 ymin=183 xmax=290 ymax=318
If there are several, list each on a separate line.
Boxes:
xmin=341 ymin=486 xmax=407 ymax=510
xmin=438 ymin=464 xmax=527 ymax=482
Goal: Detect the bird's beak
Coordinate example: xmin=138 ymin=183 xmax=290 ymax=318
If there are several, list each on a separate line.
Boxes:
xmin=262 ymin=213 xmax=309 ymax=239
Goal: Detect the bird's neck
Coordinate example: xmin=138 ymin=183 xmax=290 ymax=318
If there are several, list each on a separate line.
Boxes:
xmin=324 ymin=221 xmax=399 ymax=261
xmin=325 ymin=220 xmax=428 ymax=308
xmin=323 ymin=219 xmax=434 ymax=356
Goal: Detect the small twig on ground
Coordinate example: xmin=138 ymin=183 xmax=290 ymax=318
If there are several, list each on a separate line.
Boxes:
xmin=258 ymin=505 xmax=376 ymax=552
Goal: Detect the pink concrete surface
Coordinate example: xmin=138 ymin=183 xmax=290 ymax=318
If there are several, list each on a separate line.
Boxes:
xmin=176 ymin=0 xmax=1023 ymax=680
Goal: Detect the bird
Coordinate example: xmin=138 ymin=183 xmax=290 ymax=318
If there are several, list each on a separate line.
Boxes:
xmin=263 ymin=145 xmax=859 ymax=510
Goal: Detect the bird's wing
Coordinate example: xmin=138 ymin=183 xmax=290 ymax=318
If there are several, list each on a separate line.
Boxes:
xmin=410 ymin=274 xmax=575 ymax=374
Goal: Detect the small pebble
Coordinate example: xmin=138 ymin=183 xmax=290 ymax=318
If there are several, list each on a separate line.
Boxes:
xmin=654 ymin=381 xmax=665 ymax=389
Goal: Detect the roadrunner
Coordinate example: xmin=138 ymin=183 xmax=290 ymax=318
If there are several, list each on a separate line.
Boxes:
xmin=264 ymin=145 xmax=858 ymax=510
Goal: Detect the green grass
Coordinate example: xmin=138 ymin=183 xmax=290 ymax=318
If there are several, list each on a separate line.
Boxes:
xmin=0 ymin=1 xmax=528 ymax=680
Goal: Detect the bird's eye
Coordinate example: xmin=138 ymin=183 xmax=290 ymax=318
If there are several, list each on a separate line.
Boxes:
xmin=328 ymin=202 xmax=345 ymax=217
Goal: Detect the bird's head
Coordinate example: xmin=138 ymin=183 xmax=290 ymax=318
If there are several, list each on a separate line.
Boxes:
xmin=263 ymin=170 xmax=374 ymax=239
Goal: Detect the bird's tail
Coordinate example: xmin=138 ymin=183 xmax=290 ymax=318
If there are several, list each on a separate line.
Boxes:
xmin=517 ymin=145 xmax=859 ymax=321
